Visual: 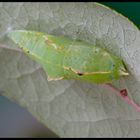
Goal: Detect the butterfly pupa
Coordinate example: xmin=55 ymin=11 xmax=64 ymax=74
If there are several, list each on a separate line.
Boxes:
xmin=8 ymin=30 xmax=140 ymax=113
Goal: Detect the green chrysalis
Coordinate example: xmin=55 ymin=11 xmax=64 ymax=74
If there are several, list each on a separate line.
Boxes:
xmin=8 ymin=30 xmax=128 ymax=84
xmin=8 ymin=30 xmax=140 ymax=113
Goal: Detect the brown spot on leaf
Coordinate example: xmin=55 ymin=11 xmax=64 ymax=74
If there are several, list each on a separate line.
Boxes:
xmin=120 ymin=89 xmax=128 ymax=97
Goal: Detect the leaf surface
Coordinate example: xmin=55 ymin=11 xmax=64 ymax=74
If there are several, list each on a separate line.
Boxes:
xmin=1 ymin=2 xmax=140 ymax=137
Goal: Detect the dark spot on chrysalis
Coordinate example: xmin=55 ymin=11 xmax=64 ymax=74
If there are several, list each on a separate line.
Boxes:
xmin=27 ymin=50 xmax=30 ymax=53
xmin=77 ymin=73 xmax=84 ymax=76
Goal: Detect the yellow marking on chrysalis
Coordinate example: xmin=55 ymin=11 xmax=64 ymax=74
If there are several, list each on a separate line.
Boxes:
xmin=63 ymin=66 xmax=111 ymax=76
xmin=58 ymin=46 xmax=64 ymax=50
xmin=119 ymin=68 xmax=129 ymax=76
xmin=51 ymin=43 xmax=58 ymax=49
xmin=103 ymin=52 xmax=109 ymax=56
xmin=45 ymin=36 xmax=58 ymax=49
xmin=45 ymin=37 xmax=52 ymax=45
xmin=47 ymin=76 xmax=64 ymax=81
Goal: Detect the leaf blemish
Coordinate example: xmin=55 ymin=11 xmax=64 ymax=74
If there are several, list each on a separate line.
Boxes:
xmin=120 ymin=89 xmax=128 ymax=97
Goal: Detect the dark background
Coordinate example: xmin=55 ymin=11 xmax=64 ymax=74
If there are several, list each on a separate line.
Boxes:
xmin=101 ymin=2 xmax=140 ymax=27
xmin=0 ymin=2 xmax=140 ymax=138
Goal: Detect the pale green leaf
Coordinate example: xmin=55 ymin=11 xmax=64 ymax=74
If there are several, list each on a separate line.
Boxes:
xmin=0 ymin=2 xmax=140 ymax=137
